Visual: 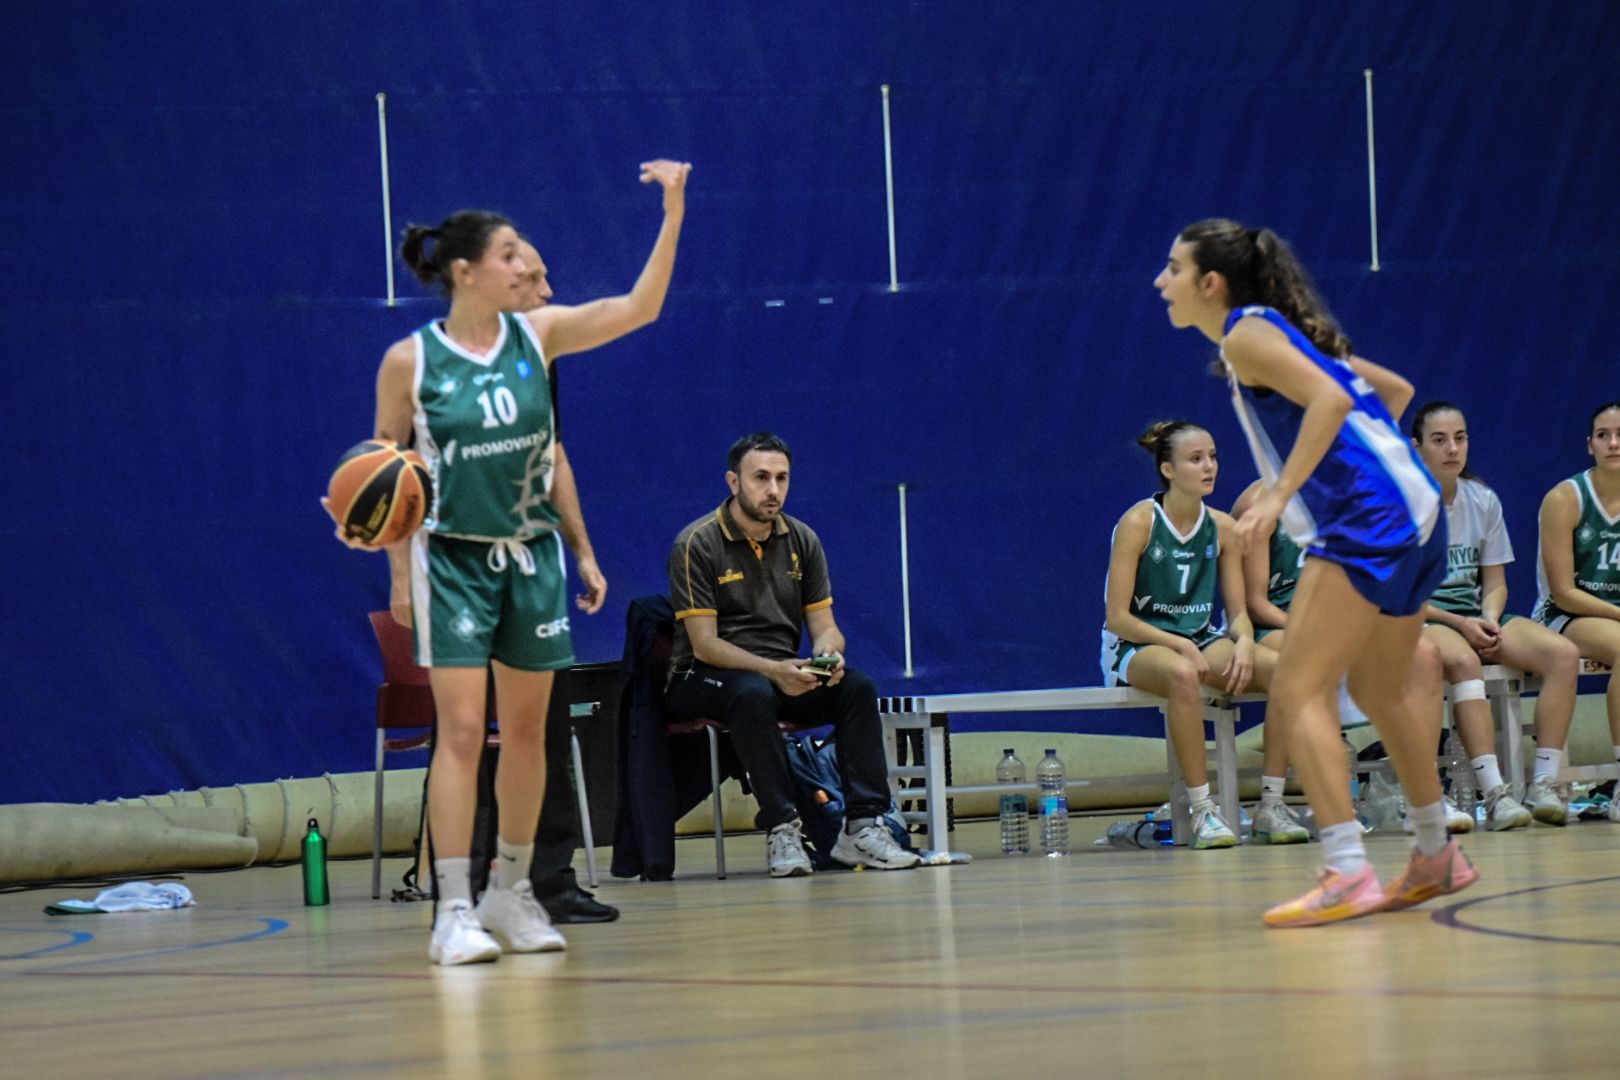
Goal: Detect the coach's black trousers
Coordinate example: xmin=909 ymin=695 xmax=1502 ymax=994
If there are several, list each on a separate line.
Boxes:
xmin=664 ymin=661 xmax=890 ymax=831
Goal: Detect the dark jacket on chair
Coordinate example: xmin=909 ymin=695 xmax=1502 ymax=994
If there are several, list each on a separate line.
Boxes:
xmin=610 ymin=595 xmax=744 ymax=881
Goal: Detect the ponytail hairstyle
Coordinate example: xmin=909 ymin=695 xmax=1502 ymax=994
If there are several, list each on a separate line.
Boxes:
xmin=1177 ymin=219 xmax=1353 ymax=360
xmin=1138 ymin=419 xmax=1206 ymax=490
xmin=399 ymin=210 xmax=515 ymax=297
xmin=1411 ymin=399 xmax=1478 ymax=480
xmin=1589 ymin=400 xmax=1620 ymax=434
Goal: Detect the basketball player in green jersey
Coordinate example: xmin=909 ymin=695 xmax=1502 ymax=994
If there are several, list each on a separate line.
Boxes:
xmin=1101 ymin=421 xmax=1279 ymax=848
xmin=367 ymin=160 xmax=691 ymax=965
xmin=1533 ymin=401 xmax=1620 ymax=823
xmin=1214 ymin=477 xmax=1311 ymax=843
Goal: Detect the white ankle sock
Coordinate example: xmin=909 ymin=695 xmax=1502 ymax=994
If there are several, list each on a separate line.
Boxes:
xmin=493 ymin=838 xmax=534 ymax=891
xmin=1319 ymin=820 xmax=1368 ymax=875
xmin=1612 ymin=745 xmax=1620 ymax=764
xmin=1532 ymin=747 xmax=1563 ymax=784
xmin=1186 ymin=783 xmax=1211 ymax=809
xmin=1260 ymin=775 xmax=1287 ymax=804
xmin=1408 ymin=800 xmax=1449 ymax=857
xmin=435 ymin=856 xmax=472 ymax=906
xmin=1471 ymin=754 xmax=1505 ymax=794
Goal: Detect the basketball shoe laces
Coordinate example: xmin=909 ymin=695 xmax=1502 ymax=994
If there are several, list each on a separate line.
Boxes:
xmin=486 ymin=539 xmax=537 ymax=576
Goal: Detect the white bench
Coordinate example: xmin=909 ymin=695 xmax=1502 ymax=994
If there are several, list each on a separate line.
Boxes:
xmin=1476 ymin=659 xmax=1615 ymax=797
xmin=880 ymin=686 xmax=1263 ymax=854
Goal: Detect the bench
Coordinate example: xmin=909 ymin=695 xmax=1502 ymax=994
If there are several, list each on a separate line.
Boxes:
xmin=1477 ymin=659 xmax=1615 ymax=797
xmin=878 ymin=658 xmax=1613 ymax=857
xmin=880 ymin=686 xmax=1263 ymax=854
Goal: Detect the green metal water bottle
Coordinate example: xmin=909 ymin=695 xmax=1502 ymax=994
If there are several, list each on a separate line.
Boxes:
xmin=301 ymin=817 xmax=330 ymax=906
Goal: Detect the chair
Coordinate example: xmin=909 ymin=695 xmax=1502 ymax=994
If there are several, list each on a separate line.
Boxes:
xmin=367 ymin=612 xmax=608 ymax=898
xmin=649 ymin=615 xmax=821 ymax=880
xmin=368 ymin=611 xmax=442 ymax=900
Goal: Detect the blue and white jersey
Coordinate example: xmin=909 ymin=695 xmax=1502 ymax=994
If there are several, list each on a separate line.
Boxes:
xmin=1223 ymin=306 xmax=1440 ymax=558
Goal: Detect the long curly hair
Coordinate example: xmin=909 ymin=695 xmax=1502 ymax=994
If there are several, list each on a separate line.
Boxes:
xmin=1178 ymin=219 xmax=1352 ymax=359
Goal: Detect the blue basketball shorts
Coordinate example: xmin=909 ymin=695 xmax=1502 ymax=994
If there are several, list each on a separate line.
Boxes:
xmin=1311 ymin=520 xmax=1449 ymax=618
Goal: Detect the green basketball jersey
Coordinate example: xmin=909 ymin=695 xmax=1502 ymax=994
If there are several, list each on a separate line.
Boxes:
xmin=1128 ymin=497 xmax=1221 ymax=639
xmin=1535 ymin=470 xmax=1620 ymax=623
xmin=1267 ymin=525 xmax=1306 ymax=611
xmin=411 ymin=313 xmax=559 ymax=540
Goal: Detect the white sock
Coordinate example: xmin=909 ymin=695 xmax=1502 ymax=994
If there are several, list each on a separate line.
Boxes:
xmin=1186 ymin=782 xmax=1212 ymax=809
xmin=435 ymin=856 xmax=473 ymax=907
xmin=1407 ymin=800 xmax=1450 ymax=857
xmin=1532 ymin=747 xmax=1563 ymax=784
xmin=1471 ymin=754 xmax=1505 ymax=795
xmin=493 ymin=838 xmax=534 ymax=891
xmin=1612 ymin=745 xmax=1620 ymax=764
xmin=1260 ymin=775 xmax=1287 ymax=804
xmin=1319 ymin=820 xmax=1368 ymax=876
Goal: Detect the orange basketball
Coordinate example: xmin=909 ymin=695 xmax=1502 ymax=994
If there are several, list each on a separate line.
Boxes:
xmin=326 ymin=439 xmax=432 ymax=548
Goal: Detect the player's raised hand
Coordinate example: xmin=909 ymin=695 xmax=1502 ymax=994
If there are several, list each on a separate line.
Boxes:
xmin=639 ymin=159 xmax=692 ymax=217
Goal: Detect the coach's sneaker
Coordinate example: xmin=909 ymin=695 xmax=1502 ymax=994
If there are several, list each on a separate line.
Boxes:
xmin=1481 ymin=784 xmax=1532 ymax=831
xmin=1524 ymin=779 xmax=1569 ymax=826
xmin=1190 ymin=802 xmax=1238 ymax=849
xmin=1380 ymin=840 xmax=1479 ymax=912
xmin=1263 ymin=865 xmax=1385 ymax=928
xmin=475 ymin=881 xmax=567 ymax=953
xmin=830 ymin=822 xmax=921 ymax=870
xmin=1252 ymin=800 xmax=1310 ymax=844
xmin=767 ymin=822 xmax=815 ymax=877
xmin=429 ymin=900 xmax=502 ymax=966
xmin=1400 ymin=796 xmax=1474 ymax=835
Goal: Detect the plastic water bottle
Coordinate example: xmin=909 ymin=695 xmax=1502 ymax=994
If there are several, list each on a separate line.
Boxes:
xmin=995 ymin=749 xmax=1029 ymax=855
xmin=1343 ymin=737 xmax=1362 ymax=805
xmin=301 ymin=817 xmax=330 ymax=906
xmin=1448 ymin=752 xmax=1477 ymax=821
xmin=1103 ymin=819 xmax=1169 ymax=848
xmin=1036 ymin=749 xmax=1069 ymax=856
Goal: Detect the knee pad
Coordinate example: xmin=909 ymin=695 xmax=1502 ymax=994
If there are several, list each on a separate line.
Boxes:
xmin=1449 ymin=678 xmax=1487 ymax=704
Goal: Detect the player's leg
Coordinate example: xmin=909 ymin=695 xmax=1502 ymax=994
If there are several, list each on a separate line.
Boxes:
xmin=1261 ymin=560 xmax=1387 ymax=926
xmin=1128 ymin=644 xmax=1236 ymax=848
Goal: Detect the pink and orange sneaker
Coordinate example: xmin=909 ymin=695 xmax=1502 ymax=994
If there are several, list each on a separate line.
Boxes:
xmin=1262 ymin=865 xmax=1386 ymax=928
xmin=1379 ymin=839 xmax=1478 ymax=912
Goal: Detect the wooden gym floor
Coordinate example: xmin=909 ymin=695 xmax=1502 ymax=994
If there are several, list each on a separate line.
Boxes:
xmin=3 ymin=813 xmax=1618 ymax=1079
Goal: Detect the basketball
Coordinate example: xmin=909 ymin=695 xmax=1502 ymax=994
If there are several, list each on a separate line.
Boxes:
xmin=326 ymin=439 xmax=432 ymax=547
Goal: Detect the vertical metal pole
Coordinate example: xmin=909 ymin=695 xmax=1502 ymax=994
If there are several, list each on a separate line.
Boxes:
xmin=377 ymin=92 xmax=397 ymax=305
xmin=899 ymin=483 xmax=914 ymax=677
xmin=881 ymin=84 xmax=899 ymax=292
xmin=1364 ymin=70 xmax=1380 ymax=272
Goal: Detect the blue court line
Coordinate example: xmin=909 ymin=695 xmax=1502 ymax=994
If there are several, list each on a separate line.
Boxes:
xmin=0 ymin=927 xmax=96 ymax=960
xmin=1431 ymin=874 xmax=1620 ymax=947
xmin=27 ymin=917 xmax=289 ymax=971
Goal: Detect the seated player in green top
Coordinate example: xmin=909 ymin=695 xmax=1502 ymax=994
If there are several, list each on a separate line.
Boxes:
xmin=1101 ymin=421 xmax=1280 ymax=849
xmin=1533 ymin=400 xmax=1620 ymax=824
xmin=1412 ymin=401 xmax=1581 ymax=830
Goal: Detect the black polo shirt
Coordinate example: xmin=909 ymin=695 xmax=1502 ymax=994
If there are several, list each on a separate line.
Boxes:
xmin=667 ymin=499 xmax=833 ymax=670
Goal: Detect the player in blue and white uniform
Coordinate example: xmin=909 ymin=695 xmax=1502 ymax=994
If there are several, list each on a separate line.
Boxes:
xmin=1154 ymin=218 xmax=1476 ymax=927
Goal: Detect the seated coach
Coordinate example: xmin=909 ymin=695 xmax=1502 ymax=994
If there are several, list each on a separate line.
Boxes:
xmin=664 ymin=432 xmax=920 ymax=877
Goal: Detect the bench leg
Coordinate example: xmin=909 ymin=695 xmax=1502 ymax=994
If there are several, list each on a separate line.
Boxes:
xmin=1210 ymin=705 xmax=1241 ymax=842
xmin=924 ymin=720 xmax=950 ymax=853
xmin=1494 ymin=681 xmax=1527 ymax=800
xmin=705 ymin=725 xmax=726 ymax=880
